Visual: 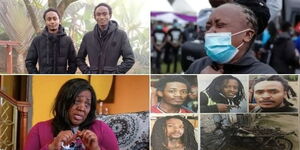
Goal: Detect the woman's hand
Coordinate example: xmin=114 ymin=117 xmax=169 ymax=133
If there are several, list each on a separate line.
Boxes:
xmin=48 ymin=130 xmax=76 ymax=150
xmin=77 ymin=130 xmax=101 ymax=150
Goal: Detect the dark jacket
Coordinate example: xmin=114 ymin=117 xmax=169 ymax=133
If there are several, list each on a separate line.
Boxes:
xmin=25 ymin=26 xmax=77 ymax=74
xmin=269 ymin=32 xmax=299 ymax=74
xmin=76 ymin=21 xmax=135 ymax=74
xmin=251 ymin=104 xmax=298 ymax=113
xmin=185 ymin=51 xmax=277 ymax=74
xmin=200 ymin=91 xmax=242 ymax=113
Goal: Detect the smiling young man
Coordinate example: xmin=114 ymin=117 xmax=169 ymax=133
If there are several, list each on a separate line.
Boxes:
xmin=151 ymin=76 xmax=194 ymax=113
xmin=200 ymin=75 xmax=246 ymax=113
xmin=76 ymin=3 xmax=135 ymax=74
xmin=25 ymin=8 xmax=77 ymax=74
xmin=251 ymin=75 xmax=298 ymax=112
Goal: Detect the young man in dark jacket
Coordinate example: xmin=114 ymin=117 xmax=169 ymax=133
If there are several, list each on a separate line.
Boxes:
xmin=76 ymin=3 xmax=135 ymax=74
xmin=25 ymin=8 xmax=77 ymax=74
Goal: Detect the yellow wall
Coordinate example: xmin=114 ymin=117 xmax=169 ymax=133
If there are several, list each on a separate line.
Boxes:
xmin=31 ymin=75 xmax=149 ymax=126
xmin=104 ymin=75 xmax=149 ymax=114
xmin=2 ymin=75 xmax=17 ymax=97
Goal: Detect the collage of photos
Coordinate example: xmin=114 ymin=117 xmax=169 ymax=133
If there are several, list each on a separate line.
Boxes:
xmin=1 ymin=0 xmax=300 ymax=150
xmin=150 ymin=75 xmax=300 ymax=150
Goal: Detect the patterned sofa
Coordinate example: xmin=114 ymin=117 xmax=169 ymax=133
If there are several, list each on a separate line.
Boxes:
xmin=96 ymin=111 xmax=149 ymax=150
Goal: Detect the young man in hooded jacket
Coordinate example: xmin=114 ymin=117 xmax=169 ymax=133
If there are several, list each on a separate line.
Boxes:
xmin=25 ymin=8 xmax=77 ymax=74
xmin=76 ymin=3 xmax=135 ymax=74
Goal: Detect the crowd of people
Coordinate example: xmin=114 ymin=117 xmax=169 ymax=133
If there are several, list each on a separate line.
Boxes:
xmin=151 ymin=0 xmax=300 ymax=74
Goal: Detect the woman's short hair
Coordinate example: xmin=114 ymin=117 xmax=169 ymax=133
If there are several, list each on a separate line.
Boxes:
xmin=52 ymin=78 xmax=97 ymax=136
xmin=231 ymin=2 xmax=258 ymax=35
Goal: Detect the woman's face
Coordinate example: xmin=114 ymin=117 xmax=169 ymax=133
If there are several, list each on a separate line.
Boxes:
xmin=68 ymin=90 xmax=92 ymax=126
xmin=222 ymin=79 xmax=239 ymax=99
xmin=205 ymin=4 xmax=255 ymax=63
xmin=165 ymin=118 xmax=184 ymax=139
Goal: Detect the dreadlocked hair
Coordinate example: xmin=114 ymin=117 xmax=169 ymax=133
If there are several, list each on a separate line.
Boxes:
xmin=205 ymin=75 xmax=245 ymax=106
xmin=151 ymin=115 xmax=198 ymax=150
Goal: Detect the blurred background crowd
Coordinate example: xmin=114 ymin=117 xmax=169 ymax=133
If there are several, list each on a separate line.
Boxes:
xmin=151 ymin=0 xmax=300 ymax=74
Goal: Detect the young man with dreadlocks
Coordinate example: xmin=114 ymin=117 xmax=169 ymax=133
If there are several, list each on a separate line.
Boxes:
xmin=251 ymin=75 xmax=298 ymax=112
xmin=200 ymin=75 xmax=246 ymax=113
xmin=151 ymin=115 xmax=198 ymax=150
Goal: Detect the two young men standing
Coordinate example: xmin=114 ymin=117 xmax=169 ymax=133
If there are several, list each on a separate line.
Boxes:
xmin=26 ymin=3 xmax=134 ymax=74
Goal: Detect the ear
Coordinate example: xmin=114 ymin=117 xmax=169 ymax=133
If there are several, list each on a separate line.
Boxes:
xmin=284 ymin=91 xmax=288 ymax=97
xmin=243 ymin=29 xmax=255 ymax=43
xmin=157 ymin=90 xmax=163 ymax=97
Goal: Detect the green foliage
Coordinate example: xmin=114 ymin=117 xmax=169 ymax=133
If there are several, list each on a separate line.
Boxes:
xmin=108 ymin=0 xmax=150 ymax=73
xmin=282 ymin=75 xmax=298 ymax=81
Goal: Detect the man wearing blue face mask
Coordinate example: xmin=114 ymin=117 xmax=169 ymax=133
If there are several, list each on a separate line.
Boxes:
xmin=186 ymin=3 xmax=276 ymax=74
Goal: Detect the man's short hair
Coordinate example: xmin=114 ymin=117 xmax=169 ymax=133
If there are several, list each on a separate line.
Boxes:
xmin=94 ymin=3 xmax=112 ymax=17
xmin=156 ymin=76 xmax=191 ymax=92
xmin=43 ymin=8 xmax=61 ymax=21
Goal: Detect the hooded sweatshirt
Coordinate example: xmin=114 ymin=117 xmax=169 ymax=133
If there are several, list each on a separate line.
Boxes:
xmin=76 ymin=20 xmax=135 ymax=74
xmin=26 ymin=25 xmax=77 ymax=74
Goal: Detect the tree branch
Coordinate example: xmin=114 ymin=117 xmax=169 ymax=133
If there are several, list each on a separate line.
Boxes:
xmin=57 ymin=0 xmax=78 ymax=18
xmin=23 ymin=0 xmax=41 ymax=33
xmin=48 ymin=0 xmax=58 ymax=8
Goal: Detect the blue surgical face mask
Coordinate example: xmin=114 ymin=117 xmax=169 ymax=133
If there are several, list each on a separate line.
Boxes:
xmin=204 ymin=29 xmax=250 ymax=64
